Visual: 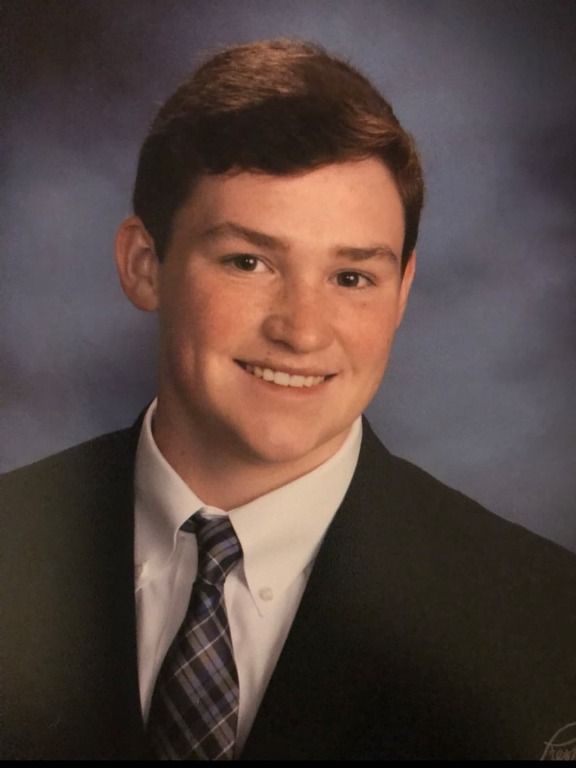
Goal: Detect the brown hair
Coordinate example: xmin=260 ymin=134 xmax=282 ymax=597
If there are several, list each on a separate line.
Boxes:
xmin=133 ymin=39 xmax=424 ymax=271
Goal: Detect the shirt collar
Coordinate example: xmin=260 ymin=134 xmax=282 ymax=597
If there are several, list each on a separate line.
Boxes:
xmin=134 ymin=400 xmax=205 ymax=574
xmin=134 ymin=399 xmax=362 ymax=616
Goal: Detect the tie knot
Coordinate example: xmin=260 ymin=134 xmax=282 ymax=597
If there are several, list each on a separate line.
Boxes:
xmin=183 ymin=512 xmax=242 ymax=587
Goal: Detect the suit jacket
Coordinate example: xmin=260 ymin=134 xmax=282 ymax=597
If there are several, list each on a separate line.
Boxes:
xmin=1 ymin=416 xmax=575 ymax=760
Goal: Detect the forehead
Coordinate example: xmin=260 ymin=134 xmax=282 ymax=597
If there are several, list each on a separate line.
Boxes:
xmin=172 ymin=158 xmax=405 ymax=254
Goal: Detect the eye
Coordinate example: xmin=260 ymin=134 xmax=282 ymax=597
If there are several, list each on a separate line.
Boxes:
xmin=335 ymin=271 xmax=374 ymax=288
xmin=226 ymin=254 xmax=267 ymax=272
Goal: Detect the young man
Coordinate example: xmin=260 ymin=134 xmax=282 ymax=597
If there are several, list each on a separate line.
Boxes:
xmin=1 ymin=40 xmax=575 ymax=761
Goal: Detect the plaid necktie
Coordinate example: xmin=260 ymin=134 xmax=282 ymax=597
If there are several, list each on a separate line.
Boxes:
xmin=147 ymin=512 xmax=242 ymax=760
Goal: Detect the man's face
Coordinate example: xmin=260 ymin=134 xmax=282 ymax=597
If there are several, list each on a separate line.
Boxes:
xmin=153 ymin=158 xmax=414 ymax=470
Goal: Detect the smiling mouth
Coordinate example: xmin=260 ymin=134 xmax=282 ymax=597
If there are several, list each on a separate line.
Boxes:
xmin=236 ymin=361 xmax=335 ymax=389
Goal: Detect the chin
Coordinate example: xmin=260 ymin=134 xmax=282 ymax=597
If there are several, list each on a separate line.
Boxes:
xmin=237 ymin=420 xmax=342 ymax=468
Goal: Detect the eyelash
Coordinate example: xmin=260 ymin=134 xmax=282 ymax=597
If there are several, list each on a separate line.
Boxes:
xmin=335 ymin=271 xmax=375 ymax=289
xmin=224 ymin=254 xmax=267 ymax=272
xmin=223 ymin=254 xmax=375 ymax=288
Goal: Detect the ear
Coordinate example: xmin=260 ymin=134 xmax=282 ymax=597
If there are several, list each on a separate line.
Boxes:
xmin=114 ymin=216 xmax=160 ymax=311
xmin=396 ymin=250 xmax=416 ymax=328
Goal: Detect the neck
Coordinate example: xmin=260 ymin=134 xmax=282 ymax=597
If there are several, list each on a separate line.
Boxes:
xmin=151 ymin=402 xmax=350 ymax=510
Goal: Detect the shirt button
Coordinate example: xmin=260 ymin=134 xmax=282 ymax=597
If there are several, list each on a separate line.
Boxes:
xmin=259 ymin=587 xmax=274 ymax=602
xmin=135 ymin=562 xmax=147 ymax=580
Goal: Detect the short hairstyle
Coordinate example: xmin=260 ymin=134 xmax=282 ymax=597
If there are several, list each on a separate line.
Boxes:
xmin=133 ymin=39 xmax=424 ymax=271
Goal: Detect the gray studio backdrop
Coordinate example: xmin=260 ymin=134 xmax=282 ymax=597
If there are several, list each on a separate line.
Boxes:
xmin=2 ymin=0 xmax=575 ymax=550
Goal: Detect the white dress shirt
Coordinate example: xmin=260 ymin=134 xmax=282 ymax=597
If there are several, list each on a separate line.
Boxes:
xmin=134 ymin=400 xmax=362 ymax=752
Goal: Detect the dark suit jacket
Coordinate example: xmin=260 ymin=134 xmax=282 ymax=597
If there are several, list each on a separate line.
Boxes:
xmin=1 ymin=416 xmax=575 ymax=760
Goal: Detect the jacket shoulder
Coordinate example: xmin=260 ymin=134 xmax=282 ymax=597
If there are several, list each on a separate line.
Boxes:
xmin=0 ymin=424 xmax=144 ymax=760
xmin=367 ymin=420 xmax=572 ymax=544
xmin=357 ymin=419 xmax=576 ymax=594
xmin=0 ymin=424 xmax=140 ymax=574
xmin=0 ymin=425 xmax=138 ymax=503
xmin=342 ymin=421 xmax=576 ymax=759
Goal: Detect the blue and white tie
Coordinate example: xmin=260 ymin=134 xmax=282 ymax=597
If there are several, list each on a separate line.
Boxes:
xmin=147 ymin=512 xmax=242 ymax=760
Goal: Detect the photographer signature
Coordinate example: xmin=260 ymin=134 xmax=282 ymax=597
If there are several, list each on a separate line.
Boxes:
xmin=541 ymin=723 xmax=576 ymax=761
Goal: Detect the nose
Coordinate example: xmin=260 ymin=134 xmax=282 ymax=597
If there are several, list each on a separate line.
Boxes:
xmin=261 ymin=281 xmax=334 ymax=353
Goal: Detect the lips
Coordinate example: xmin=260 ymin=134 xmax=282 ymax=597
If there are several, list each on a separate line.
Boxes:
xmin=236 ymin=361 xmax=335 ymax=389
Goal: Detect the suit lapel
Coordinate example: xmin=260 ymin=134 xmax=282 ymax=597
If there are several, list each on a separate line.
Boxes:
xmin=1 ymin=417 xmax=148 ymax=759
xmin=68 ymin=420 xmax=148 ymax=757
xmin=89 ymin=423 xmax=148 ymax=755
xmin=242 ymin=421 xmax=394 ymax=760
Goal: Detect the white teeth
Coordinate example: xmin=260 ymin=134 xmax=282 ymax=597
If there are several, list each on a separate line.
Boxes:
xmin=274 ymin=371 xmax=290 ymax=386
xmin=243 ymin=364 xmax=326 ymax=388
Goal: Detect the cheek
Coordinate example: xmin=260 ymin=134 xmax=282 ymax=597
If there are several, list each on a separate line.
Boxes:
xmin=342 ymin=306 xmax=398 ymax=370
xmin=166 ymin=279 xmax=262 ymax=352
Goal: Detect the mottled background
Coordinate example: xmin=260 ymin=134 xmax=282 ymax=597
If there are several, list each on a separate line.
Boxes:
xmin=2 ymin=0 xmax=575 ymax=550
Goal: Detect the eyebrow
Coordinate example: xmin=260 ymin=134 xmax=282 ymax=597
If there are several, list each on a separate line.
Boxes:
xmin=335 ymin=245 xmax=399 ymax=265
xmin=199 ymin=222 xmax=289 ymax=251
xmin=198 ymin=221 xmax=399 ymax=265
